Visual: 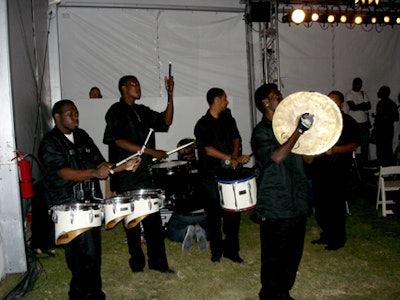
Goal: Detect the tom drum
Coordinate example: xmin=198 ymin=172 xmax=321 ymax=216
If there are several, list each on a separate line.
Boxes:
xmin=50 ymin=203 xmax=102 ymax=245
xmin=217 ymin=168 xmax=257 ymax=212
xmin=121 ymin=189 xmax=163 ymax=229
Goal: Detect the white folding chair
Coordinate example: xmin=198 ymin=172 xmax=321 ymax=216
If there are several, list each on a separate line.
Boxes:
xmin=376 ymin=166 xmax=400 ymax=216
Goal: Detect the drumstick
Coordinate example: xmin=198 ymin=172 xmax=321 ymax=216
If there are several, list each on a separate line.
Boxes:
xmin=168 ymin=62 xmax=172 ymax=77
xmin=152 ymin=141 xmax=195 ymax=161
xmin=114 ymin=128 xmax=154 ymax=167
xmin=140 ymin=128 xmax=154 ymax=155
xmin=114 ymin=152 xmax=141 ymax=167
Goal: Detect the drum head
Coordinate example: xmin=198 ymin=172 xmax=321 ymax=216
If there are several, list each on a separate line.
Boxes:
xmin=152 ymin=160 xmax=188 ymax=169
xmin=121 ymin=189 xmax=163 ymax=198
xmin=105 ymin=196 xmax=131 ymax=204
xmin=217 ymin=168 xmax=255 ymax=183
xmin=51 ymin=203 xmax=101 ymax=211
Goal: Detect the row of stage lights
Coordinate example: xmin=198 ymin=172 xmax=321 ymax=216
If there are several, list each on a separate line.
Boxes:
xmin=281 ymin=0 xmax=400 ymax=27
xmin=283 ymin=8 xmax=400 ymax=25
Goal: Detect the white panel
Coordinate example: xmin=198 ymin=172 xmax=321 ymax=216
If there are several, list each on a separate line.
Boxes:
xmin=0 ymin=0 xmax=27 ymax=274
xmin=58 ymin=8 xmax=253 ymax=164
xmin=59 ymin=0 xmax=244 ymax=11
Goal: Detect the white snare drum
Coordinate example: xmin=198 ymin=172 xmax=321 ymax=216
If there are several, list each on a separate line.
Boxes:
xmin=217 ymin=168 xmax=257 ymax=212
xmin=121 ymin=189 xmax=163 ymax=229
xmin=104 ymin=196 xmax=134 ymax=230
xmin=50 ymin=203 xmax=102 ymax=245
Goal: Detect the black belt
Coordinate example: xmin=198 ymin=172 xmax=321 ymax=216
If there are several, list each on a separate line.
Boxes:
xmin=182 ymin=212 xmax=206 ymax=217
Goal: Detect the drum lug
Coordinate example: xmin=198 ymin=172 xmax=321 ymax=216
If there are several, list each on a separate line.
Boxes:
xmin=130 ymin=202 xmax=135 ymax=212
xmin=218 ymin=185 xmax=224 ymax=206
xmin=113 ymin=202 xmax=116 ymax=214
xmin=233 ymin=183 xmax=238 ymax=209
xmin=52 ymin=211 xmax=58 ymax=224
xmin=248 ymin=182 xmax=254 ymax=205
xmin=89 ymin=209 xmax=94 ymax=223
xmin=69 ymin=211 xmax=74 ymax=224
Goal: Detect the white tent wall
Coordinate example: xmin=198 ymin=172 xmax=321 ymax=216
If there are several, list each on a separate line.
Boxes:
xmin=0 ymin=0 xmax=50 ymax=279
xmin=276 ymin=24 xmax=400 ymax=159
xmin=56 ymin=7 xmax=253 ymax=169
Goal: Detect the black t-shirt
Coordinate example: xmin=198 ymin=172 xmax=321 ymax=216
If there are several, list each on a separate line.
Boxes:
xmin=103 ymin=99 xmax=169 ymax=192
xmin=39 ymin=127 xmax=105 ymax=208
xmin=194 ymin=110 xmax=240 ymax=178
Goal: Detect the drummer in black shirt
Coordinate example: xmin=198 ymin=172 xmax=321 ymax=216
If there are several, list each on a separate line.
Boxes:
xmin=103 ymin=74 xmax=174 ymax=273
xmin=194 ymin=87 xmax=251 ymax=263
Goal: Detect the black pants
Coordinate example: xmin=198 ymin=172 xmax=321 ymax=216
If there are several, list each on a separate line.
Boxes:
xmin=200 ymin=177 xmax=241 ymax=258
xmin=64 ymin=227 xmax=105 ymax=300
xmin=124 ymin=211 xmax=169 ymax=271
xmin=313 ymin=175 xmax=347 ymax=247
xmin=259 ymin=217 xmax=306 ymax=300
xmin=30 ymin=182 xmax=55 ymax=251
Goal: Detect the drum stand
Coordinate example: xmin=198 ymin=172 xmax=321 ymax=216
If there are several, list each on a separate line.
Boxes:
xmin=346 ymin=152 xmax=363 ymax=216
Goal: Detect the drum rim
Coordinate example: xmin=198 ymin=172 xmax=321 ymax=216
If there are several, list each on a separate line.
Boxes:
xmin=105 ymin=196 xmax=132 ymax=203
xmin=121 ymin=188 xmax=163 ymax=196
xmin=217 ymin=174 xmax=256 ymax=184
xmin=51 ymin=203 xmax=102 ymax=211
xmin=151 ymin=160 xmax=188 ymax=168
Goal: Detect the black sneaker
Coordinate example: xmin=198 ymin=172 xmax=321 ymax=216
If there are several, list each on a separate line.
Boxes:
xmin=223 ymin=254 xmax=244 ymax=263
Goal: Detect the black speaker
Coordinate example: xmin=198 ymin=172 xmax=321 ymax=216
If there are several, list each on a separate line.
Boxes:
xmin=247 ymin=2 xmax=271 ymax=23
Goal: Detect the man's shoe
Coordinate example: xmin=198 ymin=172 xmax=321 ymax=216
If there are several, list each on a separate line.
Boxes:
xmin=131 ymin=268 xmax=144 ymax=273
xmin=311 ymin=238 xmax=328 ymax=245
xmin=182 ymin=225 xmax=195 ymax=251
xmin=325 ymin=244 xmax=344 ymax=251
xmin=223 ymin=253 xmax=244 ymax=263
xmin=33 ymin=248 xmax=42 ymax=255
xmin=211 ymin=253 xmax=222 ymax=263
xmin=194 ymin=224 xmax=208 ymax=252
xmin=150 ymin=267 xmax=175 ymax=273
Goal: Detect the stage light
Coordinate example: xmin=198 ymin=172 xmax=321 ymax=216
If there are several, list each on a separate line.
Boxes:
xmin=291 ymin=9 xmax=306 ymax=24
xmin=311 ymin=12 xmax=319 ymax=21
xmin=397 ymin=16 xmax=400 ymax=24
xmin=327 ymin=14 xmax=335 ymax=23
xmin=384 ymin=15 xmax=390 ymax=23
xmin=371 ymin=16 xmax=377 ymax=23
xmin=340 ymin=15 xmax=347 ymax=23
xmin=354 ymin=15 xmax=363 ymax=24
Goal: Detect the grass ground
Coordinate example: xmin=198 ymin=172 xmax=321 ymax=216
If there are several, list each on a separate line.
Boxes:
xmin=1 ymin=180 xmax=400 ymax=299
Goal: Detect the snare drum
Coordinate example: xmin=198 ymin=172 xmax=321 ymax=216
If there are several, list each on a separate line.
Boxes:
xmin=50 ymin=203 xmax=102 ymax=245
xmin=122 ymin=189 xmax=163 ymax=229
xmin=151 ymin=160 xmax=189 ymax=176
xmin=104 ymin=196 xmax=134 ymax=230
xmin=151 ymin=161 xmax=190 ymax=208
xmin=217 ymin=168 xmax=257 ymax=212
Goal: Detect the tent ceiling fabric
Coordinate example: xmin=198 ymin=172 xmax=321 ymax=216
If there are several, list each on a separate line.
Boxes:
xmin=59 ymin=8 xmax=247 ymax=100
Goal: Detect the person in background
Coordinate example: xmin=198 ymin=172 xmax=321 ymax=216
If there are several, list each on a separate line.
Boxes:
xmin=250 ymin=83 xmax=313 ymax=300
xmin=166 ymin=138 xmax=208 ymax=252
xmin=89 ymin=86 xmax=103 ymax=99
xmin=345 ymin=77 xmax=371 ymax=167
xmin=310 ymin=91 xmax=359 ymax=251
xmin=371 ymin=86 xmax=399 ymax=167
xmin=103 ymin=74 xmax=174 ymax=273
xmin=39 ymin=99 xmax=140 ymax=299
xmin=194 ymin=87 xmax=251 ymax=264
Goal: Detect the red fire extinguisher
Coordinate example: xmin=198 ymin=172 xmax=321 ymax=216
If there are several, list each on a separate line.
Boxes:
xmin=12 ymin=150 xmax=34 ymax=199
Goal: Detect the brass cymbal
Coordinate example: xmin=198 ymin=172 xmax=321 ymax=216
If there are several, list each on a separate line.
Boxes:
xmin=272 ymin=91 xmax=343 ymax=155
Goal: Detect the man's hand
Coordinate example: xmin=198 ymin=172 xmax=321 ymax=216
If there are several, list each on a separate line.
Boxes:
xmin=297 ymin=113 xmax=314 ymax=134
xmin=125 ymin=157 xmax=141 ymax=172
